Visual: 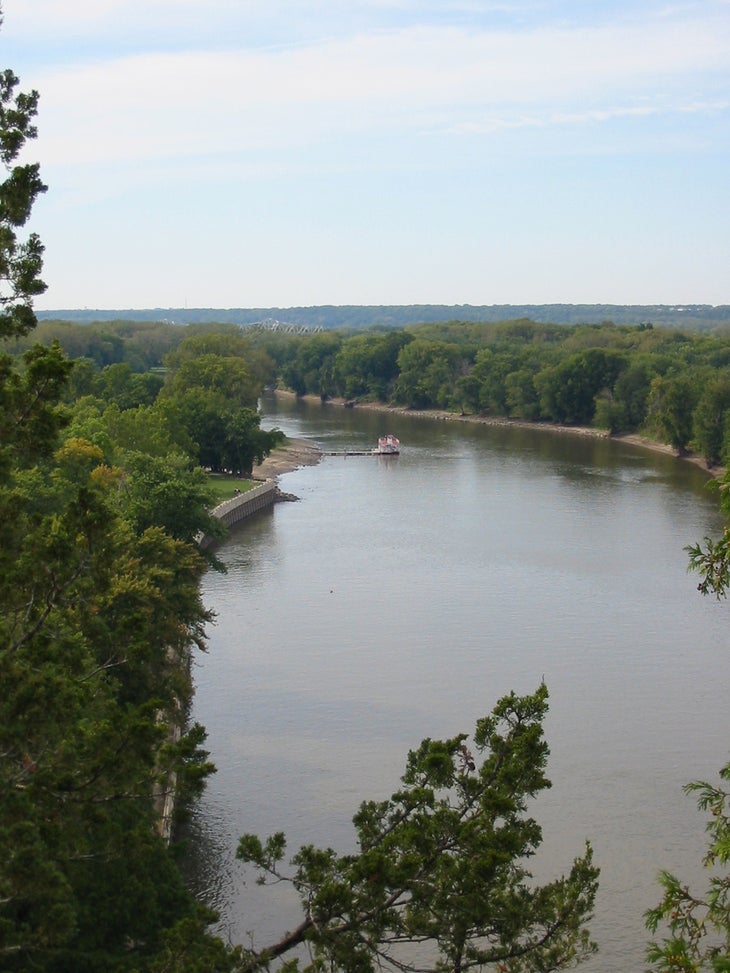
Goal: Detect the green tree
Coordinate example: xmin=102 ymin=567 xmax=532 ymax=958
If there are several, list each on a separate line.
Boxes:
xmin=604 ymin=358 xmax=656 ymax=433
xmin=692 ymin=374 xmax=730 ymax=467
xmin=645 ymin=766 xmax=730 ymax=972
xmin=393 ymin=339 xmax=462 ymax=409
xmin=164 ymin=330 xmax=274 ymax=402
xmin=0 ymin=64 xmax=46 ymax=338
xmin=219 ymin=406 xmax=284 ymax=476
xmin=334 ymin=331 xmax=412 ymax=401
xmin=163 ymin=353 xmax=261 ymax=410
xmin=476 ymin=350 xmax=517 ymax=416
xmin=280 ymin=332 xmax=342 ymax=398
xmin=535 ymin=350 xmax=626 ymax=425
xmin=0 ymin=52 xmax=226 ymax=970
xmin=161 ymin=386 xmax=280 ymax=473
xmin=0 ymin=435 xmax=217 ymax=970
xmin=504 ymin=367 xmax=541 ymax=420
xmin=645 ymin=477 xmax=730 ymax=971
xmin=97 ymin=361 xmax=164 ymax=409
xmin=647 ymin=374 xmax=699 ymax=453
xmin=237 ymin=686 xmax=599 ymax=973
xmin=114 ymin=449 xmax=224 ymax=545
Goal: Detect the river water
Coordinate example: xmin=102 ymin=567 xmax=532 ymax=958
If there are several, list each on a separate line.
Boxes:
xmin=186 ymin=394 xmax=730 ymax=971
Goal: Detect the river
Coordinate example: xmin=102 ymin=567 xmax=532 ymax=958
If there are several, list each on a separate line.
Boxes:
xmin=185 ymin=394 xmax=730 ymax=971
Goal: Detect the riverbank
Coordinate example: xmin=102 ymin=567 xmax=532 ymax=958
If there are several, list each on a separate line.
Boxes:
xmin=269 ymin=389 xmax=723 ymax=480
xmin=251 ymin=435 xmax=323 ymax=479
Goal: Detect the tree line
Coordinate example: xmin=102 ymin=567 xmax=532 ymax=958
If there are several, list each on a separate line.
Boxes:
xmin=16 ymin=311 xmax=730 ymax=467
xmin=244 ymin=319 xmax=730 ymax=467
xmin=3 ymin=44 xmax=730 ymax=973
xmin=34 ymin=302 xmax=730 ymax=332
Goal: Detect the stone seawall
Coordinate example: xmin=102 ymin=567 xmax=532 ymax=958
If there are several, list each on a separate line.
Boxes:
xmin=198 ymin=480 xmax=278 ymax=549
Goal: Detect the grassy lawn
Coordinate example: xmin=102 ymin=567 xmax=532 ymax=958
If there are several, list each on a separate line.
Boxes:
xmin=207 ymin=475 xmax=259 ymax=504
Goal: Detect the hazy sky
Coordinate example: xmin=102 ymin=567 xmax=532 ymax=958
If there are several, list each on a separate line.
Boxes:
xmin=4 ymin=1 xmax=730 ymax=310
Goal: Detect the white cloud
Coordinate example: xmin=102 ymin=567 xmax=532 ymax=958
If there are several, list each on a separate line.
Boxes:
xmin=27 ymin=14 xmax=729 ymax=169
xmin=440 ymin=99 xmax=729 ymax=136
xmin=9 ymin=0 xmax=730 ymax=309
xmin=8 ymin=0 xmax=534 ymax=34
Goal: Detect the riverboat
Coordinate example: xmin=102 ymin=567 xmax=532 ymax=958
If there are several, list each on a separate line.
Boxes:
xmin=374 ymin=434 xmax=400 ymax=455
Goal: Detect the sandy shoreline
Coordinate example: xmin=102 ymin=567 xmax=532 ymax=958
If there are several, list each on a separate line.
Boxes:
xmin=255 ymin=390 xmax=723 ymax=480
xmin=252 ymin=437 xmax=323 ymax=479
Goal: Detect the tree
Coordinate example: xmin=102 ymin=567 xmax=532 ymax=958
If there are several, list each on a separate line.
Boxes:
xmin=334 ymin=331 xmax=412 ymax=401
xmin=599 ymin=358 xmax=655 ymax=434
xmin=0 ymin=63 xmax=46 ymax=338
xmin=237 ymin=686 xmax=599 ymax=973
xmin=644 ymin=478 xmax=730 ymax=971
xmin=0 ymin=51 xmax=226 ymax=970
xmin=0 ymin=434 xmax=218 ymax=970
xmin=280 ymin=332 xmax=342 ymax=398
xmin=645 ymin=767 xmax=730 ymax=972
xmin=505 ymin=367 xmax=541 ymax=421
xmin=647 ymin=374 xmax=698 ymax=453
xmin=534 ymin=350 xmax=626 ymax=426
xmin=163 ymin=330 xmax=274 ymax=404
xmin=692 ymin=374 xmax=730 ymax=467
xmin=219 ymin=406 xmax=284 ymax=476
xmin=114 ymin=449 xmax=225 ymax=545
xmin=393 ymin=339 xmax=462 ymax=409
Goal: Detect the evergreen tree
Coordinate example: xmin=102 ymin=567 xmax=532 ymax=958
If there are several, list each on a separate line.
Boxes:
xmin=238 ymin=687 xmax=599 ymax=973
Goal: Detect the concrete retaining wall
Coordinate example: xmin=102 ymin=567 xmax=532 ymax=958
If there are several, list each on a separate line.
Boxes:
xmin=200 ymin=480 xmax=278 ymax=548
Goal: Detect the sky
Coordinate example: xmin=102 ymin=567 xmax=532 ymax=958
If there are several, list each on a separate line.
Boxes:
xmin=3 ymin=0 xmax=730 ymax=310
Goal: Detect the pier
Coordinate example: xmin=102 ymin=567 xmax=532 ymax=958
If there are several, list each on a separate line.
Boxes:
xmin=322 ymin=448 xmax=383 ymax=456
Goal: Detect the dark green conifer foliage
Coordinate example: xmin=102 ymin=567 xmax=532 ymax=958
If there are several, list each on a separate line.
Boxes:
xmin=238 ymin=686 xmax=599 ymax=973
xmin=0 ymin=61 xmax=46 ymax=338
xmin=0 ymin=44 xmax=224 ymax=973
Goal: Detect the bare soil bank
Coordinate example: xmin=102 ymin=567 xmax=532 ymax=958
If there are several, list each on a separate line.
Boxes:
xmin=265 ymin=389 xmax=723 ymax=481
xmin=252 ymin=437 xmax=322 ymax=479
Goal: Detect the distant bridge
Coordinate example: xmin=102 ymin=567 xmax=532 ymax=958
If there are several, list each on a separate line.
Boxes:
xmin=247 ymin=318 xmax=324 ymax=335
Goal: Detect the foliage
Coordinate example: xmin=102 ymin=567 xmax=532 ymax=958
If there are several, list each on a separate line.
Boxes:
xmin=279 ymin=332 xmax=343 ymax=397
xmin=157 ymin=331 xmax=283 ymax=472
xmin=19 ymin=311 xmax=730 ymax=457
xmin=30 ymin=304 xmax=730 ymax=332
xmin=0 ymin=339 xmax=73 ymax=474
xmin=113 ymin=449 xmax=225 ymax=546
xmin=61 ymin=399 xmax=224 ymax=550
xmin=333 ymin=331 xmax=412 ymax=401
xmin=534 ymin=349 xmax=627 ymax=426
xmin=645 ymin=474 xmax=730 ymax=970
xmin=0 ymin=67 xmax=46 ymax=338
xmin=645 ymin=766 xmax=730 ymax=972
xmin=237 ymin=686 xmax=599 ymax=973
xmin=647 ymin=375 xmax=700 ymax=453
xmin=0 ymin=431 xmax=217 ymax=970
xmin=163 ymin=330 xmax=274 ymax=401
xmin=0 ymin=54 xmax=228 ymax=971
xmin=393 ymin=338 xmax=464 ymax=409
xmin=251 ymin=319 xmax=730 ymax=455
xmin=693 ymin=376 xmax=730 ymax=467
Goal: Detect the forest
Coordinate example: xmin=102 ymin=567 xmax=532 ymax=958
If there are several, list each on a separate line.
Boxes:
xmin=16 ymin=312 xmax=730 ymax=468
xmin=3 ymin=52 xmax=730 ymax=973
xmin=34 ymin=302 xmax=730 ymax=332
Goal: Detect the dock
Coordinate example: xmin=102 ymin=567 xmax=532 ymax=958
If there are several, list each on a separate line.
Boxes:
xmin=324 ymin=435 xmax=401 ymax=458
xmin=323 ymin=449 xmax=381 ymax=456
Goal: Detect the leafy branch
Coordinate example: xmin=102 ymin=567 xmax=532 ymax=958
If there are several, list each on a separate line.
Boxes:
xmin=236 ymin=686 xmax=598 ymax=973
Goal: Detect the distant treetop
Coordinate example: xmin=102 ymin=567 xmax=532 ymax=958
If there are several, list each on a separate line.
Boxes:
xmin=36 ymin=303 xmax=730 ymax=333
